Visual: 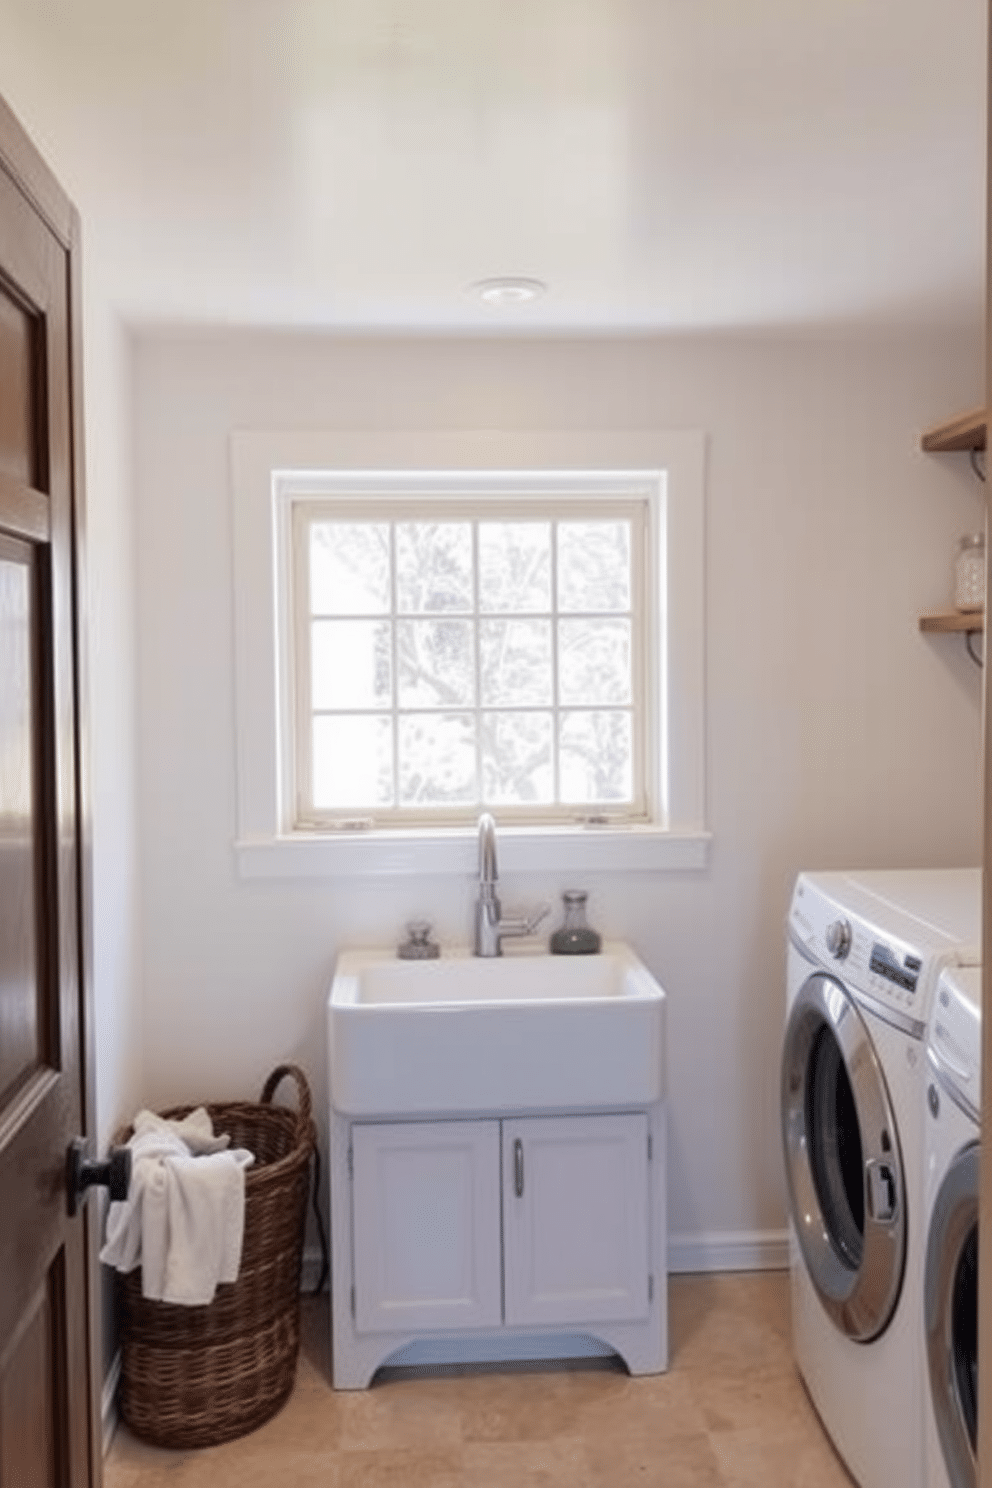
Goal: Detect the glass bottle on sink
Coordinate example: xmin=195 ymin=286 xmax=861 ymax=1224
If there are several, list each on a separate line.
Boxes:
xmin=549 ymin=890 xmax=602 ymax=955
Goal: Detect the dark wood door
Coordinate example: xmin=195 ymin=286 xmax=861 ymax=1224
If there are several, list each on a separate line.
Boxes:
xmin=0 ymin=101 xmax=95 ymax=1488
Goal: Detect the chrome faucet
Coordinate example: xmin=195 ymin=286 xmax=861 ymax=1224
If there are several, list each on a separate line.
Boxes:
xmin=474 ymin=812 xmax=549 ymax=957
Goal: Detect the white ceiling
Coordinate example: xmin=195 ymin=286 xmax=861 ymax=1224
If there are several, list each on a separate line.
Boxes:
xmin=1 ymin=0 xmax=987 ymax=333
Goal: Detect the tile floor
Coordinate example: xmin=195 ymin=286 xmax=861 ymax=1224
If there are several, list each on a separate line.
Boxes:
xmin=104 ymin=1272 xmax=855 ymax=1487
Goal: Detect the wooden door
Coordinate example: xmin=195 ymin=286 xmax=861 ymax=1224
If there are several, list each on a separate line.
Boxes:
xmin=0 ymin=100 xmax=95 ymax=1488
xmin=351 ymin=1120 xmax=502 ymax=1334
xmin=503 ymin=1113 xmax=651 ymax=1328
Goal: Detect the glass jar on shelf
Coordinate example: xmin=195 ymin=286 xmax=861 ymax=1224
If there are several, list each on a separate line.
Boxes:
xmin=954 ymin=533 xmax=985 ymax=613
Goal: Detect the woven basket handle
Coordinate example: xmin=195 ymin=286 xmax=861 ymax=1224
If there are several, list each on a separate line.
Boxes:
xmin=260 ymin=1064 xmax=313 ymax=1139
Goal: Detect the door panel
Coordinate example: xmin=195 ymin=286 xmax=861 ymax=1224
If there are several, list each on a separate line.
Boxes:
xmin=0 ymin=1271 xmax=65 ymax=1488
xmin=0 ymin=539 xmax=44 ymax=1107
xmin=351 ymin=1121 xmax=502 ymax=1334
xmin=503 ymin=1114 xmax=650 ymax=1328
xmin=0 ymin=99 xmax=93 ymax=1488
xmin=0 ymin=285 xmax=36 ymax=488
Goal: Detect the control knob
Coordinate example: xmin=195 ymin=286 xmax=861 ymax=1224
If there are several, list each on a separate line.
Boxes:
xmin=825 ymin=918 xmax=852 ymax=960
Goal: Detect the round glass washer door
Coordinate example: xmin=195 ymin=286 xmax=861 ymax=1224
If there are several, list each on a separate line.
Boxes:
xmin=925 ymin=1141 xmax=978 ymax=1488
xmin=781 ymin=972 xmax=906 ymax=1342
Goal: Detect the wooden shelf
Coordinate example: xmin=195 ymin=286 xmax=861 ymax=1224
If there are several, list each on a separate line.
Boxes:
xmin=919 ymin=609 xmax=985 ymax=633
xmin=920 ymin=409 xmax=986 ymax=452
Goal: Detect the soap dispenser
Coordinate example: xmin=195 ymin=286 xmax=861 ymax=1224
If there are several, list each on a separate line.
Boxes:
xmin=549 ymin=890 xmax=602 ymax=955
xmin=397 ymin=921 xmax=440 ymax=959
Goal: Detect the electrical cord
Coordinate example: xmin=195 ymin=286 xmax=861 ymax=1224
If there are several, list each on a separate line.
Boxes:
xmin=310 ymin=1144 xmax=330 ymax=1293
xmin=969 ymin=448 xmax=986 ymax=483
xmin=965 ymin=629 xmax=984 ymax=668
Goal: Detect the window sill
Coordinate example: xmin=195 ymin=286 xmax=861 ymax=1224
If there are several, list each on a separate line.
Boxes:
xmin=234 ymin=825 xmax=712 ymax=879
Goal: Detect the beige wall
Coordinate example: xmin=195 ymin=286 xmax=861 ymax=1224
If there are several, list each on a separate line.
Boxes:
xmin=132 ymin=329 xmax=984 ymax=1259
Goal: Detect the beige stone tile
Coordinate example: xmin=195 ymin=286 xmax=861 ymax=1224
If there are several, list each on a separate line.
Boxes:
xmin=580 ymin=1367 xmax=710 ymax=1440
xmin=668 ymin=1272 xmax=720 ymax=1356
xmin=585 ymin=1428 xmax=724 ymax=1488
xmin=462 ymin=1438 xmax=592 ymax=1487
xmin=104 ymin=1273 xmax=861 ymax=1488
xmin=296 ymin=1293 xmax=333 ymax=1391
xmin=732 ymin=1271 xmax=793 ymax=1343
xmin=104 ymin=1423 xmax=195 ymax=1485
xmin=671 ymin=1273 xmax=795 ymax=1381
xmin=709 ymin=1425 xmax=856 ymax=1487
xmin=103 ymin=1460 xmax=175 ymax=1488
xmin=691 ymin=1364 xmax=816 ymax=1436
xmin=104 ymin=1468 xmax=188 ymax=1488
xmin=193 ymin=1388 xmax=342 ymax=1456
xmin=335 ymin=1447 xmax=462 ymax=1488
xmin=169 ymin=1448 xmax=341 ymax=1488
xmin=335 ymin=1374 xmax=463 ymax=1452
xmin=455 ymin=1364 xmax=625 ymax=1443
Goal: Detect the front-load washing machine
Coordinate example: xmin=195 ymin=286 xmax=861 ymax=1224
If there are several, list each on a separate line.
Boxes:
xmin=782 ymin=869 xmax=979 ymax=1488
xmin=923 ymin=964 xmax=980 ymax=1488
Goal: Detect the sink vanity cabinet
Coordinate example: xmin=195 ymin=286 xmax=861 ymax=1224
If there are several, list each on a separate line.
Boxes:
xmin=327 ymin=945 xmax=668 ymax=1388
xmin=330 ymin=1103 xmax=666 ymax=1388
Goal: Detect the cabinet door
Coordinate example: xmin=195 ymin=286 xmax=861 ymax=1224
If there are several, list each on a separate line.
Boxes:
xmin=503 ymin=1114 xmax=650 ymax=1327
xmin=351 ymin=1120 xmax=502 ymax=1334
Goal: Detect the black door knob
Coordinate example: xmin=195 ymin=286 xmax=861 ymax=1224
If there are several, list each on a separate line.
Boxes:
xmin=66 ymin=1138 xmax=131 ymax=1217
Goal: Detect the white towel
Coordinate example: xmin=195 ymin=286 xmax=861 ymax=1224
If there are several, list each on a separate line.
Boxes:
xmin=136 ymin=1106 xmax=233 ymax=1157
xmin=100 ymin=1107 xmax=254 ymax=1306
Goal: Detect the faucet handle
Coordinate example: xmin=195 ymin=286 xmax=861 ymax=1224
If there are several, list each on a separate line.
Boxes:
xmin=498 ymin=903 xmax=552 ymax=942
xmin=523 ymin=904 xmax=551 ymax=935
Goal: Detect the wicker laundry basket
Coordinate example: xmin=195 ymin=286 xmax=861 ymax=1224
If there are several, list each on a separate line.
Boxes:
xmin=116 ymin=1064 xmax=317 ymax=1450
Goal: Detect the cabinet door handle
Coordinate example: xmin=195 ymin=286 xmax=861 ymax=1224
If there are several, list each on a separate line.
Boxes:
xmin=514 ymin=1138 xmax=524 ymax=1197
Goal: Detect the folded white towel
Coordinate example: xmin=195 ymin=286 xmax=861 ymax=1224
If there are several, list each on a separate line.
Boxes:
xmin=100 ymin=1107 xmax=254 ymax=1306
xmin=135 ymin=1106 xmax=233 ymax=1156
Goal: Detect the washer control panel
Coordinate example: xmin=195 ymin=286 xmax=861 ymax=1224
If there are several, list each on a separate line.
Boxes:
xmin=843 ymin=927 xmax=922 ymax=1011
xmin=790 ymin=874 xmax=930 ymax=1020
xmin=825 ymin=919 xmax=852 ymax=960
xmin=868 ymin=941 xmax=922 ymax=994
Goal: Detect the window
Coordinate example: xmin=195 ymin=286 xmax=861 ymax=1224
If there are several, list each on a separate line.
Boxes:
xmin=231 ymin=430 xmax=707 ymax=876
xmin=292 ymin=498 xmax=648 ymax=827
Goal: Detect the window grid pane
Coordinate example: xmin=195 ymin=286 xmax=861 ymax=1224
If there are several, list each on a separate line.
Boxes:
xmin=299 ymin=503 xmax=644 ymax=825
xmin=388 ymin=522 xmax=399 ymax=802
xmin=472 ymin=521 xmax=483 ymax=802
xmin=549 ymin=521 xmax=561 ymax=805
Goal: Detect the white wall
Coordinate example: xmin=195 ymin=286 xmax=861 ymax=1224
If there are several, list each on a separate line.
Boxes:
xmin=83 ymin=301 xmax=144 ymax=1148
xmin=0 ymin=28 xmax=146 ymax=1158
xmin=132 ymin=331 xmax=984 ymax=1255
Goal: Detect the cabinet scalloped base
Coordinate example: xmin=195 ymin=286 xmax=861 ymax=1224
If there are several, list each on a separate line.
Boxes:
xmin=328 ymin=1103 xmax=668 ymax=1390
xmin=337 ymin=1321 xmax=666 ymax=1391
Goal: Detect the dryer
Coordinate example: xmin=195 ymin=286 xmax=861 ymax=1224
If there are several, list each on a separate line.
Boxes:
xmin=923 ymin=964 xmax=980 ymax=1488
xmin=782 ymin=869 xmax=979 ymax=1488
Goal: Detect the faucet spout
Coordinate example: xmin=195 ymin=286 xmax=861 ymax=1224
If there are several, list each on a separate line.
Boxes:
xmin=473 ymin=812 xmax=549 ymax=957
xmin=478 ymin=811 xmax=498 ymax=887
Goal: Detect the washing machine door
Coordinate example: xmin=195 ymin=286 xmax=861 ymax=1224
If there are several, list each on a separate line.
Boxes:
xmin=781 ymin=972 xmax=906 ymax=1342
xmin=925 ymin=1142 xmax=978 ymax=1488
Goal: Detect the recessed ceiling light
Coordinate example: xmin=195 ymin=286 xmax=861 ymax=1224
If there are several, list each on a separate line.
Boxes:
xmin=471 ymin=276 xmax=547 ymax=306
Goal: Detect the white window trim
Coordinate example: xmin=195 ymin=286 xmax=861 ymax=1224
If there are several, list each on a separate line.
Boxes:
xmin=292 ymin=482 xmax=650 ymax=827
xmin=230 ymin=429 xmax=709 ymax=877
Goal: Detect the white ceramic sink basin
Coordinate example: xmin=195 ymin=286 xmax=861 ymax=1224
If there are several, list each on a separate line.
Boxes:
xmin=327 ymin=943 xmax=666 ymax=1116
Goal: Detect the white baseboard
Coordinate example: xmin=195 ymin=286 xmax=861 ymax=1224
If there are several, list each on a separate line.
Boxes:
xmin=668 ymin=1229 xmax=789 ymax=1274
xmin=101 ymin=1349 xmax=121 ymax=1457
